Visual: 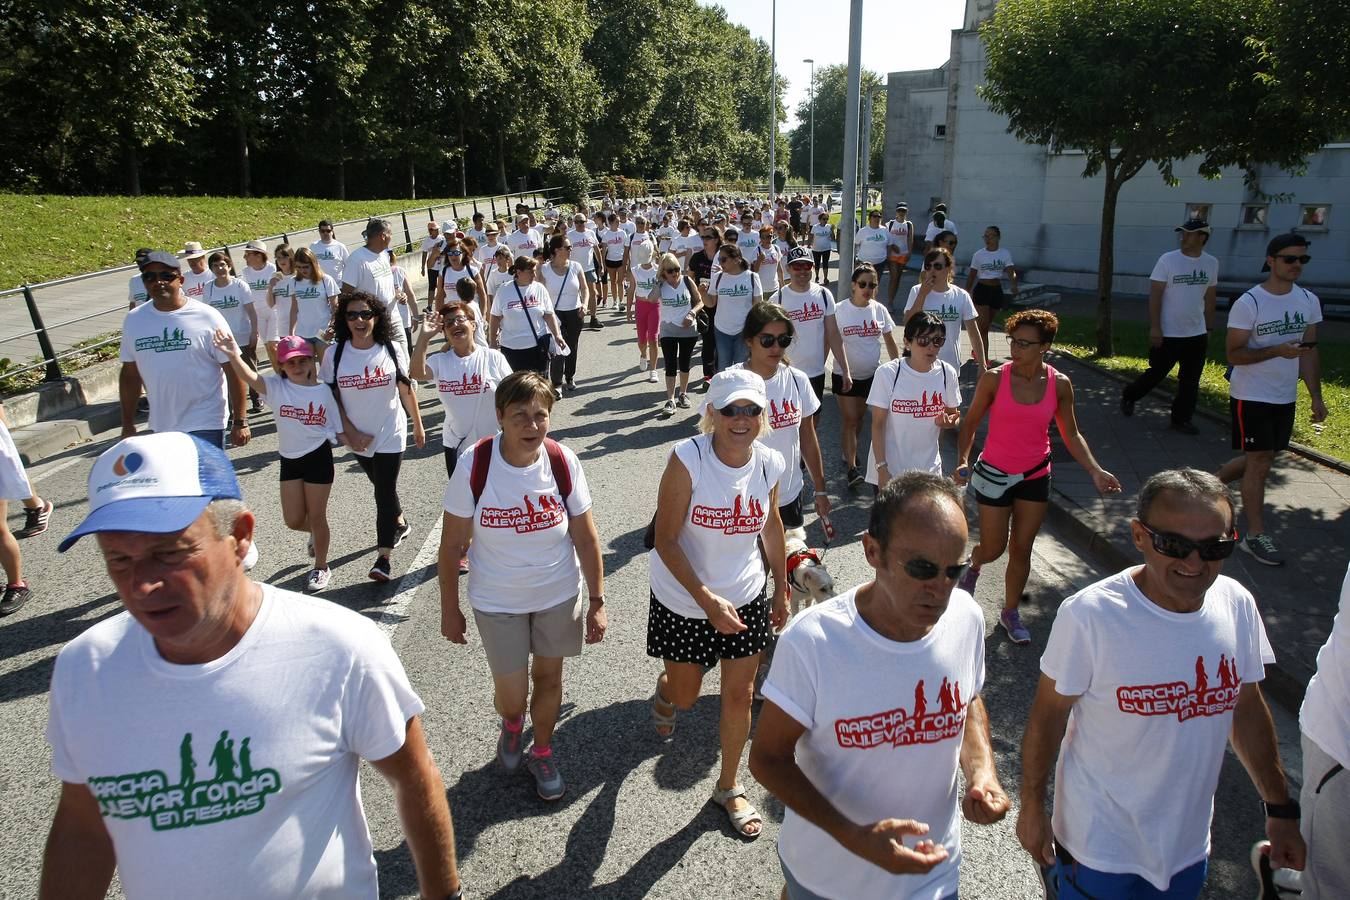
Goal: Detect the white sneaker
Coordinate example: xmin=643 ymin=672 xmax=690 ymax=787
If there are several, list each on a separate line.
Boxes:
xmin=305 ymin=568 xmax=331 ymax=593
xmin=647 ymin=370 xmax=658 ymax=383
xmin=662 ymin=399 xmax=676 ymax=414
xmin=638 ymin=357 xmax=648 ymax=372
xmin=243 ymin=540 xmax=259 ymax=571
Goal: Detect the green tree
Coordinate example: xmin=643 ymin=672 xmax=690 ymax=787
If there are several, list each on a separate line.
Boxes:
xmin=786 ymin=64 xmax=884 ymax=188
xmin=980 ymin=0 xmax=1336 ymax=355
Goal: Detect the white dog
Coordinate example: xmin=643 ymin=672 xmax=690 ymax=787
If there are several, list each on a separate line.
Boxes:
xmin=785 ymin=526 xmax=835 ymax=616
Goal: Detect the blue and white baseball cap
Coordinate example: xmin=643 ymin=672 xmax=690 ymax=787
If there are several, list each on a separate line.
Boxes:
xmin=58 ymin=433 xmax=241 ymax=552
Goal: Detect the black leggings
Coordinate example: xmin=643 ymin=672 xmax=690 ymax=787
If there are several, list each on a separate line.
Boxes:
xmin=353 ymin=451 xmax=404 ymax=550
xmin=697 ymin=308 xmax=717 ymax=377
xmin=443 ymin=444 xmax=462 ymax=481
xmin=502 ymin=344 xmax=548 ymax=375
xmin=660 ymin=336 xmax=698 ymax=377
xmin=550 ymin=308 xmax=584 ymax=385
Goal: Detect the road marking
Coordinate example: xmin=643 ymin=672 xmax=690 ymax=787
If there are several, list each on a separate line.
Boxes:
xmin=31 ymin=447 xmax=99 ymax=484
xmin=371 ymin=517 xmax=443 ymax=638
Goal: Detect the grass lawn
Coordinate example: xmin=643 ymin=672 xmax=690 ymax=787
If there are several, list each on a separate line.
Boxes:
xmin=827 ymin=207 xmax=883 ymax=227
xmin=0 ymin=193 xmax=487 ymax=287
xmin=1021 ymin=312 xmax=1348 ymax=462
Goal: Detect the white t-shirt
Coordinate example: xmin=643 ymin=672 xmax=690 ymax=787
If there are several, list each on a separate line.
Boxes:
xmin=601 ymin=228 xmax=629 ymax=262
xmin=181 ymin=267 xmax=214 ymax=303
xmin=443 ymin=436 xmax=592 ymax=613
xmin=756 ymin=244 xmax=783 ymax=294
xmin=540 ymin=261 xmax=585 ymax=313
xmin=658 ymin=278 xmax=699 ymax=339
xmin=505 ymin=228 xmax=542 ymax=260
xmin=865 ymin=359 xmax=961 ymax=482
xmin=632 ymin=263 xmax=660 ymax=306
xmin=676 ymin=233 xmax=702 ymax=269
xmin=854 ymin=226 xmax=890 ymax=264
xmin=484 ymin=267 xmax=513 ymax=300
xmin=1301 ymin=563 xmax=1350 ymax=767
xmin=120 ymin=300 xmax=231 ymax=433
xmin=202 ymin=278 xmax=255 ymax=341
xmin=969 ymin=248 xmax=1014 ymax=282
xmin=710 ymin=269 xmax=763 ymax=337
xmin=620 ymin=220 xmax=636 ymax=237
xmin=45 ymin=585 xmax=422 ymax=900
xmin=1042 ymin=570 xmax=1274 ymax=889
xmin=925 ymin=219 xmax=958 ymax=242
xmin=490 ymin=281 xmax=555 ymax=351
xmin=764 ymin=586 xmax=985 ymax=900
xmin=128 ymin=274 xmax=150 ymax=309
xmin=887 ymin=219 xmax=915 ymax=256
xmin=342 ymin=246 xmax=395 ymax=307
xmin=439 ymin=263 xmax=480 ymax=305
xmin=1227 ymin=284 xmax=1322 ymax=404
xmin=810 ymin=223 xmax=834 ymax=252
xmin=904 ymin=285 xmax=977 ymax=372
xmin=391 ymin=267 xmax=412 ymax=328
xmin=475 ymin=240 xmax=506 ymax=268
xmin=318 ymin=340 xmax=409 ymax=457
xmin=773 ymin=283 xmax=836 ymax=378
xmin=648 ymin=435 xmax=786 ymax=619
xmin=736 ymin=231 xmax=761 ymax=265
xmin=656 ymin=225 xmax=678 ymax=253
xmin=309 ymin=239 xmax=348 ymax=281
xmin=1149 ymin=250 xmax=1217 ymax=338
xmin=732 ymin=363 xmax=820 ymax=500
xmin=420 ymin=235 xmax=446 ymax=271
xmin=465 ymin=227 xmax=487 ymax=247
xmin=629 ymin=231 xmax=656 ymax=268
xmin=290 ymin=274 xmax=339 ymax=339
xmin=833 ymin=300 xmax=895 ymax=379
xmin=261 ymin=375 xmax=339 ymax=458
xmin=240 ymin=264 xmax=276 ymax=306
xmin=424 ymin=347 xmax=513 ymax=450
xmin=567 ymin=228 xmax=598 ymax=272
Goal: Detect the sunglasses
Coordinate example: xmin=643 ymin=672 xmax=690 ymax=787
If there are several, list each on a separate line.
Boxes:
xmin=1138 ymin=522 xmax=1237 ymax=561
xmin=319 ymin=229 xmax=333 ymax=234
xmin=1275 ymin=254 xmax=1311 ymax=265
xmin=902 ymin=556 xmax=972 ymax=582
xmin=662 ymin=268 xmax=680 ymax=275
xmin=141 ymin=271 xmax=178 ymax=283
xmin=756 ymin=333 xmax=793 ymax=348
xmin=345 ymin=310 xmax=377 ymax=321
xmin=717 ymin=404 xmax=763 ymax=418
xmin=1008 ymin=336 xmax=1048 ymax=350
xmin=446 ymin=249 xmax=463 ymax=256
xmin=910 ymin=334 xmax=946 ymax=348
xmin=856 ymin=281 xmax=878 ymax=289
xmin=924 ymin=262 xmax=948 ymax=271
xmin=442 ymin=314 xmax=470 ymax=325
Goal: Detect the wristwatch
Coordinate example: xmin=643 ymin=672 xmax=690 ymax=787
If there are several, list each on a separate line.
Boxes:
xmin=1262 ymin=799 xmax=1300 ymax=819
xmin=231 ymin=419 xmax=247 ymax=428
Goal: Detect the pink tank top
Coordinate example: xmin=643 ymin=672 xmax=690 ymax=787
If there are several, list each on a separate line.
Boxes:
xmin=982 ymin=362 xmax=1058 ymax=478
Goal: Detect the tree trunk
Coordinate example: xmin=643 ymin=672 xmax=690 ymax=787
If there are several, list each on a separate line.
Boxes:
xmin=120 ymin=128 xmax=141 ymax=197
xmin=457 ymin=116 xmax=468 ymax=197
xmin=1095 ymin=162 xmax=1121 ymax=357
xmin=406 ymin=157 xmax=416 ymax=199
xmin=496 ymin=130 xmax=508 ymax=194
xmin=236 ymin=117 xmax=252 ymax=197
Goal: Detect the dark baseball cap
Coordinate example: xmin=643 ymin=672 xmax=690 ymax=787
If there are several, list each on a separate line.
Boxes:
xmin=1261 ymin=233 xmax=1310 ymax=272
xmin=1175 ymin=217 xmax=1211 ymax=234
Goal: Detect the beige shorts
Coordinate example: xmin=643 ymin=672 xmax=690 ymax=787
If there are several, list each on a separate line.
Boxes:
xmin=472 ymin=595 xmax=583 ymax=676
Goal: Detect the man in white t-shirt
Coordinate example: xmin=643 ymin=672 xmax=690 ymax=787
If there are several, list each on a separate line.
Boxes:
xmin=118 ymin=251 xmax=248 ymax=451
xmin=179 ymin=241 xmax=213 ymax=302
xmin=419 ymin=220 xmax=445 ymax=303
xmin=773 ymin=247 xmax=851 ymax=410
xmin=342 ymin=219 xmax=403 ymax=346
xmin=1214 ymin=233 xmax=1326 ymax=567
xmin=43 ymin=433 xmax=463 ymax=900
xmin=923 ymin=204 xmax=958 ymax=250
xmin=1120 ymin=218 xmax=1218 ymax=435
xmin=505 ymin=215 xmax=542 ymax=260
xmin=127 ymin=248 xmax=152 ymax=309
xmin=752 ymin=471 xmax=1008 ymax=900
xmin=1018 ymin=468 xmax=1304 ymax=899
xmin=310 ymin=220 xmax=349 ymax=282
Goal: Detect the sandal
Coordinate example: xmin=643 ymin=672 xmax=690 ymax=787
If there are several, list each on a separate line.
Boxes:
xmin=711 ymin=785 xmax=763 ymax=840
xmin=651 ymin=688 xmax=677 ymax=738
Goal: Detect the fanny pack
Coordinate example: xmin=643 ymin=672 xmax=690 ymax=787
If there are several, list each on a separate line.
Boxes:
xmin=970 ymin=453 xmax=1051 ymax=501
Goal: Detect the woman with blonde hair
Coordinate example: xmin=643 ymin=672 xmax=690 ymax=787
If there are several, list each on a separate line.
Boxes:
xmin=286 ymin=246 xmax=339 ymax=359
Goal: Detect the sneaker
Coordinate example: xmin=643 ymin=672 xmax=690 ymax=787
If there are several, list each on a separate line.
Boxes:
xmin=639 ymin=357 xmax=648 ymax=371
xmin=563 ymin=380 xmax=577 ymax=393
xmin=1240 ymin=533 xmax=1285 ymax=566
xmin=248 ymin=398 xmax=263 ymax=415
xmin=458 ymin=556 xmax=469 ymax=576
xmin=526 ymin=748 xmax=566 ymax=800
xmin=1169 ymin=420 xmax=1201 ymax=436
xmin=305 ymin=568 xmax=331 ymax=594
xmin=1251 ymin=840 xmax=1303 ymax=898
xmin=553 ymin=387 xmax=563 ymax=401
xmin=17 ymin=498 xmax=53 ymax=538
xmin=0 ymin=583 xmax=31 ymax=616
xmin=999 ymin=608 xmax=1032 ymax=645
xmin=847 ymin=465 xmax=864 ymax=488
xmin=497 ymin=718 xmax=525 ymax=772
xmin=698 ymin=376 xmax=712 ymax=392
xmin=676 ymin=393 xmax=692 ymax=409
xmin=1120 ymin=393 xmax=1135 ymax=416
xmin=588 ymin=317 xmax=604 ymax=330
xmin=958 ymin=565 xmax=981 ymax=595
xmin=662 ymin=399 xmax=676 ymax=415
xmin=306 ymin=534 xmax=315 ymax=558
xmin=368 ymin=555 xmax=392 ymax=582
xmin=647 ymin=370 xmax=658 ymax=383
xmin=243 ymin=541 xmax=259 ymax=571
xmin=393 ymin=519 xmax=412 ymax=549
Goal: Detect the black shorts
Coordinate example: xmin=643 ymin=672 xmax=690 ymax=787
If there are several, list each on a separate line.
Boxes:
xmin=279 ymin=442 xmax=335 ymax=485
xmin=604 ymin=259 xmax=624 ymax=270
xmin=972 ymin=472 xmax=1051 ymax=507
xmin=779 ymin=496 xmax=804 ymax=529
xmin=831 ymin=372 xmax=873 ymax=399
xmin=646 ymin=590 xmax=771 ymax=667
xmin=1231 ymin=398 xmax=1296 ymax=453
xmin=973 ymin=281 xmax=1005 ymax=309
xmin=808 ymin=374 xmax=825 ymax=405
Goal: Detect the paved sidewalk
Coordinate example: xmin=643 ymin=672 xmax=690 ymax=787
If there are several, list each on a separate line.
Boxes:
xmin=1041 ymin=351 xmax=1344 ymax=701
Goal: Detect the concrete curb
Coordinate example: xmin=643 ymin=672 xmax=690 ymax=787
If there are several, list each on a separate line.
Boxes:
xmin=4 ymin=359 xmax=126 ymax=465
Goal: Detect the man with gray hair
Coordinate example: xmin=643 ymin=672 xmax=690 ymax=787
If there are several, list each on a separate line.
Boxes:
xmin=1018 ymin=467 xmax=1304 ymax=899
xmin=342 ymin=218 xmax=403 ymax=348
xmin=41 ymin=432 xmax=463 ymax=900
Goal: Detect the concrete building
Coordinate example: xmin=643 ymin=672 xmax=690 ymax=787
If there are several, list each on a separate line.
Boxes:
xmin=884 ymin=0 xmax=1350 ymax=300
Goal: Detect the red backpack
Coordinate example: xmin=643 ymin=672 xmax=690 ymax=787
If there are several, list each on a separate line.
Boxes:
xmin=469 ymin=436 xmax=573 ymax=506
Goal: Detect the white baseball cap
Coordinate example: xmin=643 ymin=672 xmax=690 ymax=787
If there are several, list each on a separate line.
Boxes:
xmin=707 ymin=368 xmax=767 ymax=410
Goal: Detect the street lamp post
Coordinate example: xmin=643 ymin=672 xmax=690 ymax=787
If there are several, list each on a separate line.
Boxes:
xmin=804 ymin=58 xmax=815 ymax=191
xmin=769 ymin=0 xmax=776 ymax=197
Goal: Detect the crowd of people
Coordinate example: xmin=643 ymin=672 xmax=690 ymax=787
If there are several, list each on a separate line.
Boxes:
xmin=24 ymin=192 xmax=1345 ymax=900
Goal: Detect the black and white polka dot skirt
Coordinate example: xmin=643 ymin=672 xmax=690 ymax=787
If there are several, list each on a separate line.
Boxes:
xmin=645 ymin=588 xmax=771 ymax=667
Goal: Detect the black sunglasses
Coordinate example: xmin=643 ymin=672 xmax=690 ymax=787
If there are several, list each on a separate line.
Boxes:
xmin=344 ymin=310 xmax=377 ymax=321
xmin=1275 ymin=254 xmax=1311 ymax=265
xmin=141 ymin=271 xmax=178 ymax=283
xmin=756 ymin=333 xmax=793 ymax=348
xmin=856 ymin=281 xmax=878 ymax=289
xmin=911 ymin=334 xmax=946 ymax=348
xmin=924 ymin=262 xmax=948 ymax=270
xmin=1138 ymin=522 xmax=1237 ymax=561
xmin=717 ymin=404 xmax=763 ymax=418
xmin=903 ymin=556 xmax=972 ymax=582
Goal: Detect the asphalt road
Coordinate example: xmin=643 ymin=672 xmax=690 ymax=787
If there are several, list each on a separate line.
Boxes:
xmin=0 ymin=292 xmax=1300 ymax=899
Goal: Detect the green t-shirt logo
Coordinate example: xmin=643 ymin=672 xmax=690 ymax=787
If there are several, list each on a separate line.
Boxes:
xmin=1256 ymin=310 xmax=1307 ymax=337
xmin=134 ymin=327 xmax=192 ymax=353
xmin=89 ymin=730 xmax=282 ymax=831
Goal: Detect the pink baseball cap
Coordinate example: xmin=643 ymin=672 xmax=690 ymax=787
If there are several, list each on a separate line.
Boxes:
xmin=276 ymin=335 xmax=314 ymax=363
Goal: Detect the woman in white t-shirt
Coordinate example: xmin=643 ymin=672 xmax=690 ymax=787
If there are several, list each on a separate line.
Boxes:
xmin=286 ymin=247 xmax=339 ymax=358
xmin=435 ymin=234 xmax=488 ymax=319
xmin=903 ymin=247 xmax=989 ymax=373
xmin=755 ymin=227 xmax=784 ymax=296
xmin=319 ymin=291 xmax=425 ymax=583
xmin=240 ymin=242 xmax=278 ymax=369
xmin=216 ymin=331 xmax=340 ymax=594
xmin=834 ymin=263 xmax=899 ymax=489
xmin=439 ymin=371 xmax=606 ymax=801
xmin=707 ymin=244 xmax=763 ymax=372
xmin=489 ymin=255 xmax=567 ymax=382
xmin=484 ymin=246 xmax=515 ymax=306
xmin=388 ymin=249 xmax=420 ymax=348
xmin=866 ymin=310 xmax=962 ymax=490
xmin=540 ymin=235 xmax=589 ymax=395
xmin=808 ymin=212 xmax=835 ymax=286
xmin=629 ymin=254 xmax=662 ymax=381
xmin=268 ymin=242 xmax=295 ymax=343
xmin=205 ymin=251 xmax=260 ymax=412
xmin=653 ymin=253 xmax=704 ymax=413
xmin=647 ymin=368 xmax=788 ymax=841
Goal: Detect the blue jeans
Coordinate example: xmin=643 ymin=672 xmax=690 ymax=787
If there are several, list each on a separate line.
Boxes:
xmin=713 ymin=328 xmax=748 ymax=372
xmin=1053 ymin=854 xmax=1206 ymax=899
xmin=188 ymin=429 xmax=226 ymax=449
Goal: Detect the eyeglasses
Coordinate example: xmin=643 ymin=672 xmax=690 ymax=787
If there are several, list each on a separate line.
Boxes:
xmin=1008 ymin=336 xmax=1048 ymax=350
xmin=141 ymin=271 xmax=178 ymax=283
xmin=442 ymin=314 xmax=470 ymax=326
xmin=446 ymin=249 xmax=463 ymax=257
xmin=911 ymin=334 xmax=946 ymax=348
xmin=1276 ymin=254 xmax=1311 ymax=265
xmin=856 ymin=281 xmax=878 ymax=289
xmin=902 ymin=556 xmax=972 ymax=582
xmin=344 ymin=310 xmax=377 ymax=321
xmin=319 ymin=228 xmax=333 ymax=234
xmin=756 ymin=333 xmax=793 ymax=348
xmin=924 ymin=262 xmax=948 ymax=270
xmin=717 ymin=404 xmax=763 ymax=418
xmin=1138 ymin=522 xmax=1237 ymax=561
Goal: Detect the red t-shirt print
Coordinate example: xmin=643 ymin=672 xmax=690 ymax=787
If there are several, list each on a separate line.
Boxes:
xmin=768 ymin=398 xmax=801 ymax=430
xmin=691 ymin=493 xmax=766 ymax=534
xmin=891 ymin=389 xmax=947 ymax=418
xmin=439 ymin=371 xmax=485 ymax=397
xmin=1116 ymin=654 xmax=1242 ymax=723
xmin=787 ymin=300 xmax=825 ymax=323
xmin=278 ymin=401 xmax=327 ymax=426
xmin=841 ymin=320 xmax=881 ymax=339
xmin=337 ymin=365 xmax=392 ymax=390
xmin=834 ymin=676 xmax=967 ymax=749
xmin=480 ymin=493 xmax=566 ymax=533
